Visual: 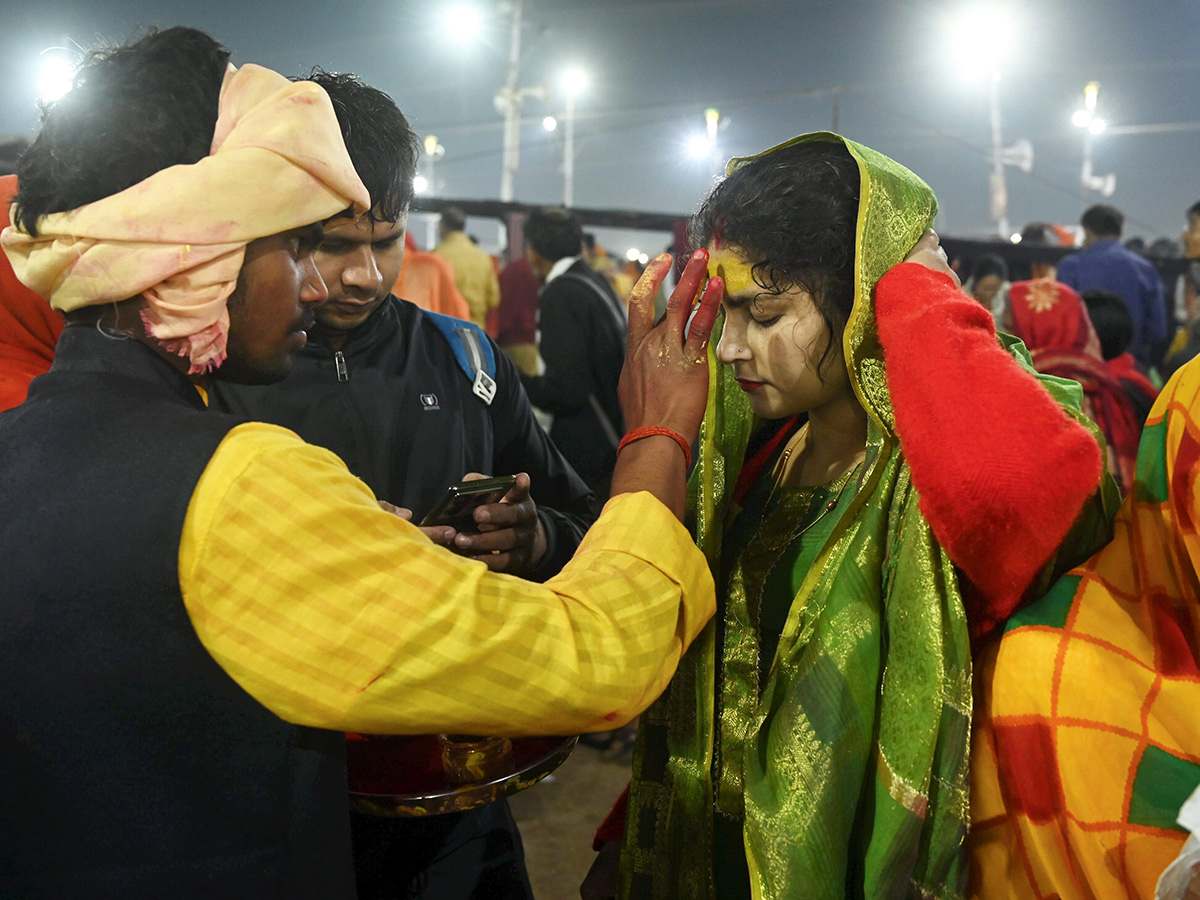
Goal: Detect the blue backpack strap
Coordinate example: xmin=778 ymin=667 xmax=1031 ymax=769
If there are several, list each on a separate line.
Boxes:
xmin=425 ymin=311 xmax=498 ymax=405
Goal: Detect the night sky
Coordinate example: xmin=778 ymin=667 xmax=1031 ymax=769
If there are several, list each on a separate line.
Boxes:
xmin=3 ymin=0 xmax=1199 ymax=254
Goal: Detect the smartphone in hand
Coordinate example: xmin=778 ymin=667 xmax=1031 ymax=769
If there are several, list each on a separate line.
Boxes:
xmin=419 ymin=475 xmax=518 ymax=533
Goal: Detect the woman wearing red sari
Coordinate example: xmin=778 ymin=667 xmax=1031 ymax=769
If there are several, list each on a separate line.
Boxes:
xmin=1009 ymin=277 xmax=1141 ymax=494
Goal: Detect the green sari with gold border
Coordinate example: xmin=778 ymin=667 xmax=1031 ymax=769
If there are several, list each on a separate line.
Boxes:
xmin=617 ymin=133 xmax=1112 ymax=900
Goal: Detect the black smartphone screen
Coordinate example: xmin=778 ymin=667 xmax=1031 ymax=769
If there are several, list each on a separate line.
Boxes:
xmin=419 ymin=475 xmax=518 ymax=532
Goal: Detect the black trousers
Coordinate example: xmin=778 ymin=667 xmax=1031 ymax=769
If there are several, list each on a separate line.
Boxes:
xmin=351 ymin=799 xmax=534 ymax=900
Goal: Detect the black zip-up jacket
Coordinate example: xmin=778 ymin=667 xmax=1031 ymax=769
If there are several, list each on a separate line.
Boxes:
xmin=520 ymin=259 xmax=626 ymax=501
xmin=212 ymin=295 xmax=595 ymax=581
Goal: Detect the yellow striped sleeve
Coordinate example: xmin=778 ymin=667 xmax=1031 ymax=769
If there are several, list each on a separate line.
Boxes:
xmin=178 ymin=421 xmax=714 ymax=736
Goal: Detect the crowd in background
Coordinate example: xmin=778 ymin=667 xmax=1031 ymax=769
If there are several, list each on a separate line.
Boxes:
xmin=3 ymin=28 xmax=1200 ymax=900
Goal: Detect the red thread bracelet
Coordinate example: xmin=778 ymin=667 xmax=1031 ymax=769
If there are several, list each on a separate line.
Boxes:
xmin=617 ymin=426 xmax=692 ymax=469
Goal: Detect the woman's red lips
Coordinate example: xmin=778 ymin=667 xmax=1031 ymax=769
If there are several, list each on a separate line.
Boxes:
xmin=736 ymin=378 xmax=764 ymax=392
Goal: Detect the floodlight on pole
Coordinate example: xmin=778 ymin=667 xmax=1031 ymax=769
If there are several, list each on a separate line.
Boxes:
xmin=413 ymin=175 xmax=429 ymax=195
xmin=1072 ymin=81 xmax=1116 ymax=201
xmin=687 ymin=134 xmax=713 ymax=160
xmin=446 ymin=3 xmax=485 ymax=45
xmin=561 ymin=68 xmax=587 ymax=97
xmin=948 ymin=4 xmax=1029 ymax=237
xmin=949 ymin=3 xmax=1014 ymax=78
xmin=542 ymin=116 xmax=557 ymax=132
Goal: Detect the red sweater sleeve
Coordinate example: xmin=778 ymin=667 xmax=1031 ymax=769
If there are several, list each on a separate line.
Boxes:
xmin=874 ymin=264 xmax=1102 ymax=644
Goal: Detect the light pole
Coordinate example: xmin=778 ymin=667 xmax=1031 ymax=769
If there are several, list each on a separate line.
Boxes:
xmin=951 ymin=5 xmax=1032 ymax=238
xmin=496 ymin=0 xmax=524 ymax=202
xmin=561 ymin=68 xmax=587 ymax=207
xmin=987 ymin=69 xmax=1010 ymax=238
xmin=490 ymin=1 xmax=547 ymax=202
xmin=1072 ymin=82 xmax=1116 ymax=203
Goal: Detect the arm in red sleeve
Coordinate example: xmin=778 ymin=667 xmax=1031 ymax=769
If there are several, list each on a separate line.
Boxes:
xmin=875 ymin=263 xmax=1103 ymax=643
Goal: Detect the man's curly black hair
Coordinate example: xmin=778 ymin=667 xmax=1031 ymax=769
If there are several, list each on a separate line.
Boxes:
xmin=688 ymin=140 xmax=861 ymax=378
xmin=303 ymin=69 xmax=418 ymax=224
xmin=15 ymin=27 xmax=231 ymax=236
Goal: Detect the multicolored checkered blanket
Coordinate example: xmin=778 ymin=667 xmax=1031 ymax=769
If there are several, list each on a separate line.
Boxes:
xmin=971 ymin=356 xmax=1200 ymax=897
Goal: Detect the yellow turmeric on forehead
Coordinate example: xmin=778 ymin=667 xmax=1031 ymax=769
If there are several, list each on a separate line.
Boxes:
xmin=705 ymin=249 xmax=758 ymax=295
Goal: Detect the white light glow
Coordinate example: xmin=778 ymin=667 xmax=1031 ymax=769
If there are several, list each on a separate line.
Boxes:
xmin=1010 ymin=232 xmax=1023 ymax=243
xmin=637 ymin=253 xmax=649 ymax=266
xmin=949 ymin=4 xmax=1015 ymax=78
xmin=413 ymin=175 xmax=429 ymax=195
xmin=542 ymin=115 xmax=558 ymax=132
xmin=446 ymin=4 xmax=484 ymax=43
xmin=626 ymin=247 xmax=641 ymax=261
xmin=1072 ymin=109 xmax=1092 ymax=128
xmin=1089 ymin=117 xmax=1107 ymax=135
xmin=561 ymin=68 xmax=588 ymax=97
xmin=38 ymin=53 xmax=74 ymax=103
xmin=687 ymin=135 xmax=712 ymax=160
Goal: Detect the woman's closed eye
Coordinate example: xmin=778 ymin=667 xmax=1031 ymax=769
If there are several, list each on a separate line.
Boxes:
xmin=751 ymin=314 xmax=782 ymax=329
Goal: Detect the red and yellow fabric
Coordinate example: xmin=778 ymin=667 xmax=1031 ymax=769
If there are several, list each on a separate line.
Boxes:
xmin=971 ymin=357 xmax=1200 ymax=899
xmin=0 ymin=175 xmax=61 ymax=411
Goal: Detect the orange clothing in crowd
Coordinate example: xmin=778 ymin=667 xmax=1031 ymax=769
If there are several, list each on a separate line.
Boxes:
xmin=0 ymin=175 xmax=63 ymax=412
xmin=392 ymin=233 xmax=471 ymax=321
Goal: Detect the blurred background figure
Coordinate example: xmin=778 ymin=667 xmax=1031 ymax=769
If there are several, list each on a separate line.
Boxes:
xmin=1082 ymin=288 xmax=1159 ymax=426
xmin=392 ymin=232 xmax=471 ymax=320
xmin=497 ymin=251 xmax=542 ymax=376
xmin=1009 ymin=278 xmax=1141 ymax=494
xmin=519 ymin=208 xmax=626 ymax=510
xmin=434 ymin=206 xmax=500 ymax=331
xmin=964 ymin=252 xmax=1011 ymax=329
xmin=1057 ymin=204 xmax=1168 ymax=367
xmin=1166 ymin=199 xmax=1200 ymax=361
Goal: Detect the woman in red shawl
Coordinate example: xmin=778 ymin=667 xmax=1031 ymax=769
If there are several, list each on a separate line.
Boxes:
xmin=1009 ymin=277 xmax=1141 ymax=493
xmin=0 ymin=175 xmax=63 ymax=411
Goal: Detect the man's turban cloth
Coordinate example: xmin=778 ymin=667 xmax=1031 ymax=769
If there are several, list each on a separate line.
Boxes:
xmin=1 ymin=62 xmax=370 ymax=373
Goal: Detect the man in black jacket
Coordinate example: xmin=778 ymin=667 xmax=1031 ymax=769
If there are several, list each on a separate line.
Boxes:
xmin=212 ymin=72 xmax=593 ymax=900
xmin=520 ymin=208 xmax=627 ymax=508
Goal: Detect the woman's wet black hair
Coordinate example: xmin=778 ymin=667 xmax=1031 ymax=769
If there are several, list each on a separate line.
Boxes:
xmin=688 ymin=140 xmax=861 ymax=377
xmin=15 ymin=27 xmax=231 ymax=236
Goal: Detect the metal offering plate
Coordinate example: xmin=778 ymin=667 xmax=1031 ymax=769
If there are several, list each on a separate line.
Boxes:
xmin=346 ymin=733 xmax=577 ymax=818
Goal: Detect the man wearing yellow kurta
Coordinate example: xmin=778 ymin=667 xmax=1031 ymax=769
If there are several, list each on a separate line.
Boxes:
xmin=0 ymin=27 xmax=720 ymax=899
xmin=434 ymin=206 xmax=501 ymax=329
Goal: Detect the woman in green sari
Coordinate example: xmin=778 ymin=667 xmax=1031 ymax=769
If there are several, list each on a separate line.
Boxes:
xmin=601 ymin=134 xmax=1119 ymax=900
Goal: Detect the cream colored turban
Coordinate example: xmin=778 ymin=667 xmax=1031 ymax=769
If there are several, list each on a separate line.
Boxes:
xmin=1 ymin=62 xmax=370 ymax=373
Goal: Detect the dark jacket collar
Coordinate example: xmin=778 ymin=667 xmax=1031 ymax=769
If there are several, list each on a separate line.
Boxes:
xmin=50 ymin=325 xmax=207 ymax=411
